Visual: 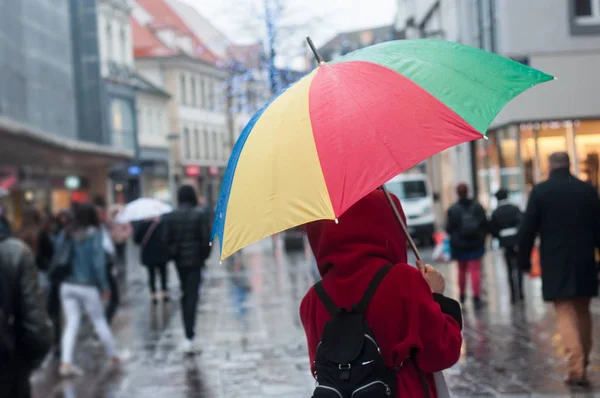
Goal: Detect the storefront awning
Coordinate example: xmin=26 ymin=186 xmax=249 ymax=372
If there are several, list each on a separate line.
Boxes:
xmin=0 ymin=116 xmax=133 ymax=171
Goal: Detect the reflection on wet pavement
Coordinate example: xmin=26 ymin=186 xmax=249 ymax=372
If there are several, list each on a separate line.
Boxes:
xmin=31 ymin=237 xmax=600 ymax=397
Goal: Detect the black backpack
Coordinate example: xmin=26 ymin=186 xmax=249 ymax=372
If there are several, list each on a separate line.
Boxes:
xmin=459 ymin=202 xmax=481 ymax=240
xmin=311 ymin=265 xmax=431 ymax=398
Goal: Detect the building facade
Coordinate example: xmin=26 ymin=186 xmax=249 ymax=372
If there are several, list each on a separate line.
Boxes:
xmin=462 ymin=0 xmax=600 ymax=209
xmin=135 ymin=77 xmax=171 ymax=202
xmin=133 ymin=0 xmax=230 ymax=208
xmin=0 ymin=0 xmax=130 ymax=223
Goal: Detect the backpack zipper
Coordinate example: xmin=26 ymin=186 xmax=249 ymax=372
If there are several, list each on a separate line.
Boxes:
xmin=364 ymin=334 xmax=381 ymax=354
xmin=351 ymin=381 xmax=391 ymax=397
xmin=315 ymin=384 xmax=343 ymax=398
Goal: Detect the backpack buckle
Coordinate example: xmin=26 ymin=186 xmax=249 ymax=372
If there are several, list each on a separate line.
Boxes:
xmin=339 ymin=364 xmax=351 ymax=370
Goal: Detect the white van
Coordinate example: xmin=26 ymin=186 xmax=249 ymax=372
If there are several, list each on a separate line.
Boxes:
xmin=384 ymin=173 xmax=435 ymax=246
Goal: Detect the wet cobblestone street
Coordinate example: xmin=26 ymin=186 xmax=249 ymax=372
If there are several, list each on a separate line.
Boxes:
xmin=30 ymin=238 xmax=600 ymax=397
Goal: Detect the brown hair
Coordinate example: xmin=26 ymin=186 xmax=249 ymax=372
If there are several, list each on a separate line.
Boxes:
xmin=19 ymin=206 xmax=41 ymax=255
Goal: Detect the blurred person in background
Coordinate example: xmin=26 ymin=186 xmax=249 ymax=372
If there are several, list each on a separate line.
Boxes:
xmin=134 ymin=217 xmax=170 ymax=303
xmin=519 ymin=152 xmax=600 ymax=386
xmin=19 ymin=207 xmax=54 ymax=290
xmin=162 ymin=185 xmax=212 ymax=354
xmin=48 ymin=209 xmax=72 ymax=359
xmin=56 ymin=203 xmax=119 ymax=377
xmin=54 ymin=209 xmax=72 ymax=238
xmin=110 ymin=208 xmax=132 ymax=265
xmin=0 ymin=214 xmax=53 ymax=397
xmin=446 ymin=183 xmax=489 ymax=306
xmin=93 ymin=196 xmax=119 ymax=326
xmin=490 ymin=188 xmax=524 ymax=304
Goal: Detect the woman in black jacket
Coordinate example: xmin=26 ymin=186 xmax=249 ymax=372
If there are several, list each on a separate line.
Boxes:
xmin=134 ymin=218 xmax=170 ymax=303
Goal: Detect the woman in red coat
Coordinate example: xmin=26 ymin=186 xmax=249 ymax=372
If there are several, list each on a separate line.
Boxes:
xmin=299 ymin=190 xmax=462 ymax=397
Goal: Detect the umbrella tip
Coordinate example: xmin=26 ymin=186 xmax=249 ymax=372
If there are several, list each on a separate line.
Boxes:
xmin=209 ymin=241 xmax=213 ymax=247
xmin=219 ymin=260 xmax=223 ymax=265
xmin=483 ymin=135 xmax=489 ymax=140
xmin=334 ymin=218 xmax=339 ymax=224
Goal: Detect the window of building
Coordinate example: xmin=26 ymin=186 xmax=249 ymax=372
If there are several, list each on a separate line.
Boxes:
xmin=200 ymin=78 xmax=206 ymax=108
xmin=208 ymin=80 xmax=215 ymax=111
xmin=575 ymin=0 xmax=600 ymax=24
xmin=204 ymin=129 xmax=210 ymax=159
xmin=212 ymin=130 xmax=218 ymax=160
xmin=183 ymin=128 xmax=190 ymax=159
xmin=193 ymin=129 xmax=200 ymax=159
xmin=106 ymin=23 xmax=113 ymax=61
xmin=190 ymin=76 xmax=197 ymax=106
xmin=120 ymin=27 xmax=127 ymax=64
xmin=179 ymin=74 xmax=187 ymax=105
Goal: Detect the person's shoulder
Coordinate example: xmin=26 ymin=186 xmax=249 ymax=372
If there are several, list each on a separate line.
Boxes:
xmin=0 ymin=237 xmax=32 ymax=269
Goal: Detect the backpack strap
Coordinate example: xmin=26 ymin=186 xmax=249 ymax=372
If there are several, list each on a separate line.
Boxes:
xmin=352 ymin=264 xmax=393 ymax=313
xmin=314 ymin=281 xmax=340 ymax=317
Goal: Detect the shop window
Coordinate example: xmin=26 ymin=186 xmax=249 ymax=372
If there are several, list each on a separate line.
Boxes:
xmin=575 ymin=120 xmax=600 ymax=190
xmin=537 ymin=123 xmax=568 ymax=179
xmin=520 ymin=126 xmax=537 ymax=192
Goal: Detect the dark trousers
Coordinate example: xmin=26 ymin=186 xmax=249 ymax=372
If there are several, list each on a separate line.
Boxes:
xmin=147 ymin=263 xmax=168 ymax=293
xmin=47 ymin=282 xmax=62 ymax=349
xmin=504 ymin=246 xmax=524 ymax=302
xmin=176 ymin=266 xmax=202 ymax=340
xmin=105 ymin=261 xmax=120 ymax=324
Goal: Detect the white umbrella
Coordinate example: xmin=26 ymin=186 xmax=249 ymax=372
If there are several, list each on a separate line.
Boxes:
xmin=114 ymin=198 xmax=172 ymax=224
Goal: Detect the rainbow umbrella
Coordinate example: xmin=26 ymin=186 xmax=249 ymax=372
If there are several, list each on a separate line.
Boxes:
xmin=212 ymin=38 xmax=553 ymax=261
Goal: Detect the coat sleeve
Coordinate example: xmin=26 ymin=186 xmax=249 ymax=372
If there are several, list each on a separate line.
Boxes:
xmin=409 ymin=271 xmax=463 ymax=373
xmin=93 ymin=232 xmax=109 ymax=292
xmin=518 ymin=188 xmax=540 ymax=272
xmin=16 ymin=243 xmax=53 ymax=369
xmin=489 ymin=211 xmax=500 ymax=238
xmin=299 ymin=291 xmax=318 ymax=377
xmin=445 ymin=207 xmax=455 ymax=235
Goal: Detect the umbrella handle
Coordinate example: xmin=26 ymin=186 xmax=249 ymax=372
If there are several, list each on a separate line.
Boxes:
xmin=381 ymin=185 xmax=422 ymax=262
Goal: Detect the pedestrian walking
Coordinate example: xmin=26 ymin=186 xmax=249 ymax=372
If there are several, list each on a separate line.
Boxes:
xmin=0 ymin=214 xmax=53 ymax=398
xmin=134 ymin=218 xmax=170 ymax=303
xmin=490 ymin=188 xmax=524 ymax=304
xmin=48 ymin=210 xmax=72 ymax=359
xmin=300 ymin=190 xmax=462 ymax=398
xmin=56 ymin=203 xmax=120 ymax=377
xmin=519 ymin=152 xmax=600 ymax=386
xmin=162 ymin=185 xmax=212 ymax=354
xmin=93 ymin=196 xmax=120 ymax=325
xmin=446 ymin=183 xmax=489 ymax=306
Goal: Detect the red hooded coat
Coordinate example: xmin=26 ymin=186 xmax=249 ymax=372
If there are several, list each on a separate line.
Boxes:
xmin=300 ymin=190 xmax=462 ymax=398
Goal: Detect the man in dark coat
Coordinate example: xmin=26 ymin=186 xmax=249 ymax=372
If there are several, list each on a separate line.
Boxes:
xmin=490 ymin=189 xmax=524 ymax=304
xmin=0 ymin=215 xmax=53 ymax=397
xmin=162 ymin=185 xmax=212 ymax=353
xmin=446 ymin=183 xmax=488 ymax=306
xmin=519 ymin=152 xmax=600 ymax=385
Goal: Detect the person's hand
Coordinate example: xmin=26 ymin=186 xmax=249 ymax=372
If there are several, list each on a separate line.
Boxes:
xmin=417 ymin=261 xmax=445 ymax=294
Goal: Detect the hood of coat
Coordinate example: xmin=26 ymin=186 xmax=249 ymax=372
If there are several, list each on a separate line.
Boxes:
xmin=306 ymin=190 xmax=408 ymax=278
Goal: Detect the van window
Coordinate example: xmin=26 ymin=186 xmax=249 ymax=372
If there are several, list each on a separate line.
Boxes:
xmin=385 ymin=180 xmax=427 ymax=200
